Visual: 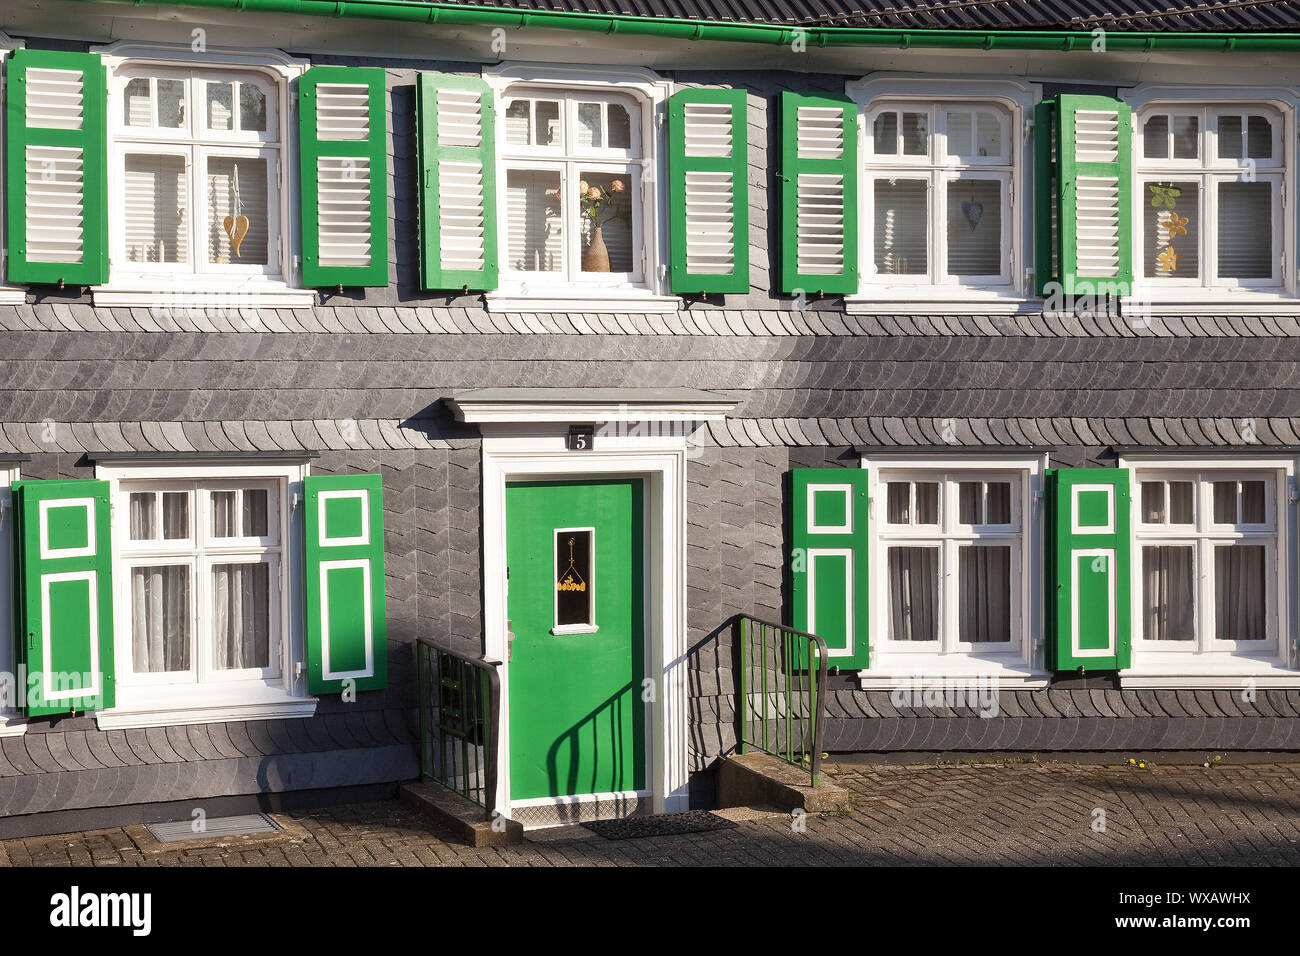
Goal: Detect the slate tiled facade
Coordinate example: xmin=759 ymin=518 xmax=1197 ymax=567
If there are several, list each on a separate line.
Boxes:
xmin=1 ymin=0 xmax=1299 ymax=834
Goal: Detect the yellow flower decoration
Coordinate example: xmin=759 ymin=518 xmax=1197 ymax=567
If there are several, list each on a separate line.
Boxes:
xmin=1156 ymin=246 xmax=1180 ymax=273
xmin=1166 ymin=214 xmax=1188 ymax=238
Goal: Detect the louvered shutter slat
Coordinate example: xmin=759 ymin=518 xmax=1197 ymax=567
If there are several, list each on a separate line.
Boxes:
xmin=416 ymin=74 xmax=497 ymax=291
xmin=299 ymin=67 xmax=388 ymax=287
xmin=779 ymin=92 xmax=857 ymax=294
xmin=1056 ymin=94 xmax=1132 ymax=294
xmin=669 ymin=88 xmax=748 ymax=294
xmin=7 ymin=50 xmax=108 ymax=285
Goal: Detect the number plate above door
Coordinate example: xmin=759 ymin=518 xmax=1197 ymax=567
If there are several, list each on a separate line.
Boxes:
xmin=566 ymin=425 xmax=595 ymax=451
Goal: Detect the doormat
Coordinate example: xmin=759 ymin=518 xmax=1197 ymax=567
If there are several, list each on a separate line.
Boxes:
xmin=582 ymin=810 xmax=739 ymax=840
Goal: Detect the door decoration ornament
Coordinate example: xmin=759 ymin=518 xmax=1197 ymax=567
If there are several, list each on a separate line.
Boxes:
xmin=223 ymin=162 xmax=251 ymax=259
xmin=556 ymin=537 xmax=587 ymax=592
xmin=961 ymin=182 xmax=983 ymax=232
xmin=1150 ymin=182 xmax=1185 ymax=274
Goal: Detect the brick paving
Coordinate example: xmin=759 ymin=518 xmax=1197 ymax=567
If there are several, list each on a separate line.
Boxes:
xmin=5 ymin=762 xmax=1300 ymax=866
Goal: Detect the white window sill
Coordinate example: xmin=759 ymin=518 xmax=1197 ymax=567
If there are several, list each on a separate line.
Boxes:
xmin=1121 ymin=655 xmax=1300 ymax=688
xmin=0 ymin=713 xmax=28 ymax=738
xmin=0 ymin=286 xmax=26 ymax=306
xmin=92 ymin=282 xmax=317 ymax=309
xmin=95 ymin=686 xmax=316 ymax=729
xmin=485 ymin=288 xmax=681 ymax=314
xmin=857 ymin=653 xmax=1050 ymax=689
xmin=1123 ymin=292 xmax=1300 ymax=316
xmin=845 ymin=291 xmax=1035 ymax=315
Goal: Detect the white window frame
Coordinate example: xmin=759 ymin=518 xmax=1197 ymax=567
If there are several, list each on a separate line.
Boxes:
xmin=1119 ymin=454 xmax=1300 ymax=687
xmin=94 ymin=459 xmax=315 ymax=728
xmin=482 ymin=64 xmax=678 ymax=314
xmin=844 ymin=76 xmax=1040 ymax=315
xmin=0 ymin=460 xmax=26 ymax=736
xmin=859 ymin=453 xmax=1049 ymax=688
xmin=0 ymin=34 xmax=27 ymax=305
xmin=91 ymin=41 xmax=314 ymax=309
xmin=1123 ymin=84 xmax=1300 ymax=314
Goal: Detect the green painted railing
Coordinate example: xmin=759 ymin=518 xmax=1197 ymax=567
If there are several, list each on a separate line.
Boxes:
xmin=736 ymin=615 xmax=828 ymax=787
xmin=415 ymin=637 xmax=501 ymax=820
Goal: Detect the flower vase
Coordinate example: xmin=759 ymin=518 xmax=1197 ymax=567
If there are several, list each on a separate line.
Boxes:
xmin=583 ymin=224 xmax=611 ymax=272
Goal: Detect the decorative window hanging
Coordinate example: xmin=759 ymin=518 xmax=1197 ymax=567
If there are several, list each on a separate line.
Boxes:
xmin=554 ymin=528 xmax=593 ymax=629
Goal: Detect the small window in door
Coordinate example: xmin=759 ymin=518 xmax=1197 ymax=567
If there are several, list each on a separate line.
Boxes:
xmin=554 ymin=528 xmax=595 ymax=632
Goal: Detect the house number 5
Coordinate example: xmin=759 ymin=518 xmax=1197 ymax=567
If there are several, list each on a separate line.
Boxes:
xmin=566 ymin=425 xmax=595 ymax=451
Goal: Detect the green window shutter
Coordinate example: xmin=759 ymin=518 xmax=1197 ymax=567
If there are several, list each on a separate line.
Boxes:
xmin=304 ymin=473 xmax=387 ymax=694
xmin=1046 ymin=468 xmax=1132 ymax=672
xmin=12 ymin=480 xmax=114 ymax=715
xmin=668 ymin=88 xmax=749 ymax=294
xmin=1054 ymin=94 xmax=1133 ymax=297
xmin=790 ymin=468 xmax=869 ymax=669
xmin=6 ymin=50 xmax=109 ymax=286
xmin=779 ymin=92 xmax=858 ymax=295
xmin=298 ymin=66 xmax=389 ymax=287
xmin=1033 ymin=98 xmax=1058 ymax=297
xmin=416 ymin=73 xmax=497 ymax=292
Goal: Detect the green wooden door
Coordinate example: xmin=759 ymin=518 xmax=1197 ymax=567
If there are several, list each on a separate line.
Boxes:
xmin=506 ymin=478 xmax=646 ymax=800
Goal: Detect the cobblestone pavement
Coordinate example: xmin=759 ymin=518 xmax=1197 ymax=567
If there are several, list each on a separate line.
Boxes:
xmin=5 ymin=762 xmax=1300 ymax=866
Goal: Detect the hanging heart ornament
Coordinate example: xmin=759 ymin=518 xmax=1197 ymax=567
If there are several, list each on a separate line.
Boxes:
xmin=961 ymin=200 xmax=984 ymax=232
xmin=223 ymin=215 xmax=250 ymax=257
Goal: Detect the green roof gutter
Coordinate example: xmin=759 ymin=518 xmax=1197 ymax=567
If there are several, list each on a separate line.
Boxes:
xmin=62 ymin=0 xmax=1300 ymax=52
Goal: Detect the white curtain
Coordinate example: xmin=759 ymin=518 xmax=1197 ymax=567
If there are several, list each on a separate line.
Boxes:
xmin=888 ymin=546 xmax=938 ymax=641
xmin=958 ymin=545 xmax=1011 ymax=643
xmin=1142 ymin=545 xmax=1195 ymax=640
xmin=212 ymin=489 xmax=267 ymax=537
xmin=1215 ymin=545 xmax=1266 ymax=641
xmin=131 ymin=565 xmax=190 ymax=672
xmin=212 ymin=562 xmax=271 ymax=670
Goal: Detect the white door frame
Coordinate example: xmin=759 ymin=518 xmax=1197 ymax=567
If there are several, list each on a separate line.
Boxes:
xmin=480 ymin=426 xmax=691 ymax=817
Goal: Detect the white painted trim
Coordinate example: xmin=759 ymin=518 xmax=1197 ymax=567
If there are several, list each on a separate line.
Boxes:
xmin=1070 ymin=547 xmax=1117 ymax=658
xmin=806 ymin=483 xmax=854 ymax=534
xmin=41 ymin=570 xmax=101 ymax=702
xmin=1070 ymin=483 xmax=1115 ymax=535
xmin=481 ymin=427 xmax=690 ymax=817
xmin=846 ymin=74 xmax=1040 ymax=300
xmin=552 ymin=525 xmax=595 ymax=633
xmin=483 ymin=292 xmax=681 ymax=313
xmin=0 ymin=39 xmax=25 ymax=304
xmin=1119 ymin=454 xmax=1296 ymax=677
xmin=317 ymin=489 xmax=370 ymax=547
xmin=38 ymin=498 xmax=95 ymax=560
xmin=484 ymin=63 xmax=673 ymax=303
xmin=1123 ymin=84 xmax=1298 ymax=300
xmin=844 ymin=295 xmax=1038 ymax=315
xmin=862 ymin=453 xmax=1048 ymax=672
xmin=93 ymin=459 xmax=313 ymax=729
xmin=91 ymin=40 xmax=309 ymax=295
xmin=448 ymin=398 xmax=735 ymax=424
xmin=91 ymin=286 xmax=317 ymax=309
xmin=1119 ymin=296 xmax=1300 ymax=316
xmin=318 ymin=559 xmax=375 ymax=682
xmin=96 ymin=696 xmax=317 ymax=729
xmin=807 ymin=548 xmax=855 ymax=659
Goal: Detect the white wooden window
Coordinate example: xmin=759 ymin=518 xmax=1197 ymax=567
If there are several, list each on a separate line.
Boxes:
xmin=1133 ymin=468 xmax=1282 ymax=658
xmin=874 ymin=469 xmax=1028 ymax=656
xmin=116 ymin=479 xmax=285 ymax=687
xmin=864 ymin=101 xmax=1015 ymax=289
xmin=499 ymin=87 xmax=646 ymax=286
xmin=110 ymin=65 xmax=283 ymax=280
xmin=1136 ymin=104 xmax=1287 ymax=291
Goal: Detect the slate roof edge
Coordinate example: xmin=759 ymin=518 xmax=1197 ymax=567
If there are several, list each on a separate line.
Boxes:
xmin=83 ymin=450 xmax=321 ymax=463
xmin=855 ymin=444 xmax=1058 ymax=455
xmin=1110 ymin=445 xmax=1300 ymax=455
xmin=60 ymin=0 xmax=1300 ymax=49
